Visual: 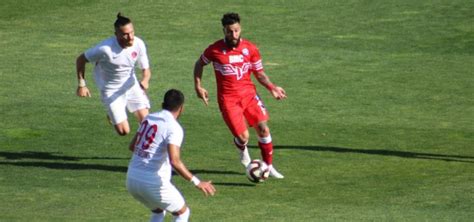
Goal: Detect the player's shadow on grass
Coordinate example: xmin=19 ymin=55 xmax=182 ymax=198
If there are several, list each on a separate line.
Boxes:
xmin=211 ymin=182 xmax=255 ymax=187
xmin=177 ymin=170 xmax=254 ymax=187
xmin=0 ymin=151 xmax=127 ymax=161
xmin=249 ymin=145 xmax=474 ymax=163
xmin=0 ymin=151 xmax=128 ymax=172
xmin=0 ymin=161 xmax=128 ymax=172
xmin=0 ymin=152 xmax=250 ymax=180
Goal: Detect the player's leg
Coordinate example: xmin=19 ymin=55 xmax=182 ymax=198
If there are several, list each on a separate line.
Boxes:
xmin=127 ymin=82 xmax=151 ymax=123
xmin=234 ymin=130 xmax=251 ymax=167
xmin=128 ymin=178 xmax=186 ymax=221
xmin=171 ymin=205 xmax=190 ymax=222
xmin=134 ymin=108 xmax=149 ymax=122
xmin=219 ymin=99 xmax=251 ymax=167
xmin=150 ymin=208 xmax=166 ymax=222
xmin=127 ymin=176 xmax=166 ymax=222
xmin=245 ymin=95 xmax=284 ymax=179
xmin=254 ymin=121 xmax=272 ymax=164
xmin=151 ymin=183 xmax=187 ymax=221
xmin=253 ymin=121 xmax=284 ymax=179
xmin=105 ymin=95 xmax=131 ymax=136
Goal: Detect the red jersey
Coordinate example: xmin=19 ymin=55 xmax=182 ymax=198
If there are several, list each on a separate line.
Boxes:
xmin=200 ymin=39 xmax=264 ymax=96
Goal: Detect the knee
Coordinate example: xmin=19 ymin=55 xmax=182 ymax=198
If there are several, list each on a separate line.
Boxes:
xmin=173 ymin=205 xmax=188 ymax=216
xmin=257 ymin=124 xmax=270 ymax=137
xmin=236 ymin=131 xmax=250 ymax=144
xmin=172 ymin=205 xmax=190 ymax=221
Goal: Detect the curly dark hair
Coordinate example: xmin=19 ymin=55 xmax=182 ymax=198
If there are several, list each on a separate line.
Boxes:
xmin=221 ymin=12 xmax=240 ymax=26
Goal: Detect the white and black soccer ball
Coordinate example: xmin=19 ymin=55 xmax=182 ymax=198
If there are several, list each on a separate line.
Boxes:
xmin=246 ymin=159 xmax=270 ymax=183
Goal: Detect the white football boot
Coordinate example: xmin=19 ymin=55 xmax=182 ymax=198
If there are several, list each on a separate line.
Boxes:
xmin=268 ymin=165 xmax=284 ymax=179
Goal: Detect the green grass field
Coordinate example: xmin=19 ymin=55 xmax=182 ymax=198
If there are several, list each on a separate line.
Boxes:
xmin=1 ymin=0 xmax=473 ymax=221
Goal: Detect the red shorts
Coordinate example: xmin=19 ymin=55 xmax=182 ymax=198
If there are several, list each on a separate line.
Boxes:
xmin=218 ymin=93 xmax=269 ymax=137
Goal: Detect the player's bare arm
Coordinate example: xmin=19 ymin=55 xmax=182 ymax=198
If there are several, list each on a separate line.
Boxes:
xmin=193 ymin=59 xmax=209 ymax=106
xmin=254 ymin=70 xmax=287 ymax=100
xmin=168 ymin=144 xmax=216 ymax=196
xmin=76 ymin=53 xmax=91 ymax=97
xmin=139 ymin=68 xmax=151 ymax=90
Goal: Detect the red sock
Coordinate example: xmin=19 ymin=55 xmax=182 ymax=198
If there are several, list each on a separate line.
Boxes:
xmin=258 ymin=142 xmax=273 ymax=165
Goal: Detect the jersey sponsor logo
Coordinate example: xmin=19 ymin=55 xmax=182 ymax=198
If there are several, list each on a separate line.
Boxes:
xmin=214 ymin=62 xmax=251 ymax=80
xmin=229 ymin=55 xmax=244 ymax=63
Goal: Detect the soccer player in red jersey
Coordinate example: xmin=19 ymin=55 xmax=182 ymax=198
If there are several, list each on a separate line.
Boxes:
xmin=193 ymin=12 xmax=286 ymax=179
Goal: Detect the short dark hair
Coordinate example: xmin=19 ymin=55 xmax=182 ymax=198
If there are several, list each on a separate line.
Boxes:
xmin=114 ymin=12 xmax=131 ymax=30
xmin=162 ymin=89 xmax=185 ymax=112
xmin=221 ymin=12 xmax=240 ymax=27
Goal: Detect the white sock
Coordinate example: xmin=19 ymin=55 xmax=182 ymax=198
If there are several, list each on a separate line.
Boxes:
xmin=172 ymin=207 xmax=190 ymax=222
xmin=258 ymin=134 xmax=272 ymax=144
xmin=150 ymin=211 xmax=166 ymax=222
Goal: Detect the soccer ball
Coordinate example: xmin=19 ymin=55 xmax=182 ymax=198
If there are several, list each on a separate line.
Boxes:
xmin=246 ymin=159 xmax=270 ymax=183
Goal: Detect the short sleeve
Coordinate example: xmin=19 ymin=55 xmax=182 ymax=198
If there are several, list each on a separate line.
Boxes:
xmin=137 ymin=39 xmax=150 ymax=70
xmin=250 ymin=44 xmax=263 ymax=72
xmin=84 ymin=44 xmax=104 ymax=63
xmin=166 ymin=123 xmax=184 ymax=147
xmin=200 ymin=45 xmax=213 ymax=65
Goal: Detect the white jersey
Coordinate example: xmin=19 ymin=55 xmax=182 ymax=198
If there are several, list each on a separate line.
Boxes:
xmin=127 ymin=110 xmax=184 ymax=183
xmin=84 ymin=36 xmax=150 ymax=92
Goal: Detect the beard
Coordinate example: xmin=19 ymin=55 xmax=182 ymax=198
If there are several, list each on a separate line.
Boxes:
xmin=226 ymin=37 xmax=240 ymax=48
xmin=117 ymin=38 xmax=134 ymax=48
xmin=124 ymin=39 xmax=134 ymax=47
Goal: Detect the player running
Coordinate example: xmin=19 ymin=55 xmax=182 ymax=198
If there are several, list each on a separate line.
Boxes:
xmin=127 ymin=89 xmax=216 ymax=222
xmin=193 ymin=12 xmax=286 ymax=179
xmin=75 ymin=13 xmax=151 ymax=136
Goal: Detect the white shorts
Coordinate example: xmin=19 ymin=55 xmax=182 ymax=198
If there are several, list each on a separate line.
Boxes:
xmin=126 ymin=176 xmax=186 ymax=213
xmin=100 ymin=83 xmax=150 ymax=124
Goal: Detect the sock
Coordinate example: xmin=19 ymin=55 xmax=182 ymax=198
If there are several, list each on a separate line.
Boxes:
xmin=172 ymin=207 xmax=190 ymax=222
xmin=233 ymin=137 xmax=247 ymax=151
xmin=258 ymin=135 xmax=273 ymax=165
xmin=149 ymin=211 xmax=166 ymax=222
xmin=268 ymin=164 xmax=274 ymax=171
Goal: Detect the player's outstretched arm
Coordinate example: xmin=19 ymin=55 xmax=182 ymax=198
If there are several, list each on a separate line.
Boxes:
xmin=254 ymin=71 xmax=287 ymax=100
xmin=193 ymin=59 xmax=209 ymax=106
xmin=76 ymin=53 xmax=91 ymax=97
xmin=168 ymin=144 xmax=216 ymax=196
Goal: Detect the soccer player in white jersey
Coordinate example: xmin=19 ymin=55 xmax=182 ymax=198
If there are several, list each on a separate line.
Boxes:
xmin=75 ymin=13 xmax=151 ymax=136
xmin=127 ymin=89 xmax=216 ymax=222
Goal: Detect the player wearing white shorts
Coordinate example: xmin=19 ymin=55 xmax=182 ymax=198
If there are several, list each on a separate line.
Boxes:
xmin=75 ymin=13 xmax=151 ymax=136
xmin=127 ymin=89 xmax=216 ymax=222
